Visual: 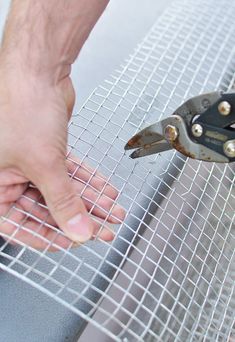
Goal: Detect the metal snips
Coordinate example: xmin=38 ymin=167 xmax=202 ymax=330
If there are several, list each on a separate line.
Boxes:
xmin=125 ymin=91 xmax=235 ymax=163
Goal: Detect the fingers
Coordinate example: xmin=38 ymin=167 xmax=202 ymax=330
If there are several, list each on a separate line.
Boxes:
xmin=0 ymin=169 xmax=28 ymax=186
xmin=66 ymin=156 xmax=118 ymax=198
xmin=91 ymin=218 xmax=115 ymax=242
xmin=29 ymin=158 xmax=95 ymax=244
xmin=27 ymin=156 xmax=125 ymax=243
xmin=17 ymin=187 xmax=57 ymax=226
xmin=0 ymin=156 xmax=124 ymax=250
xmin=0 ymin=183 xmax=28 ymax=204
xmin=0 ymin=205 xmax=114 ymax=252
xmin=0 ymin=207 xmax=74 ymax=252
xmin=72 ymin=179 xmax=125 ymax=223
xmin=16 ymin=176 xmax=122 ymax=244
xmin=66 ymin=156 xmax=126 ymax=222
xmin=19 ymin=183 xmax=125 ymax=226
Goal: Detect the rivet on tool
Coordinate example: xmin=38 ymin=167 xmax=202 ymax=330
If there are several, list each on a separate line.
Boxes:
xmin=218 ymin=101 xmax=231 ymax=116
xmin=191 ymin=124 xmax=203 ymax=137
xmin=223 ymin=140 xmax=235 ymax=158
xmin=164 ymin=125 xmax=178 ymax=142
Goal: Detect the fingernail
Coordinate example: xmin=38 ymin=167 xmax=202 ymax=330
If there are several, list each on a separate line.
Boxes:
xmin=65 ymin=214 xmax=93 ymax=243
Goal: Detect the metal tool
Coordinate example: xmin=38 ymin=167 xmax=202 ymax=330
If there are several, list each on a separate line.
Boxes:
xmin=125 ymin=91 xmax=235 ymax=163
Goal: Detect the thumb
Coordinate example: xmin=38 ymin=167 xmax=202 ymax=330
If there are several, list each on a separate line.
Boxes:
xmin=31 ymin=160 xmax=94 ymax=244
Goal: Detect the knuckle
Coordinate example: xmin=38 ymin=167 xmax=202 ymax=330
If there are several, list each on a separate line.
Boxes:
xmin=51 ymin=191 xmax=78 ymax=214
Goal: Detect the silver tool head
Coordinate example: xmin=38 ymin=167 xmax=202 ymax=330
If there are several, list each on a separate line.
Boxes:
xmin=125 ymin=118 xmax=173 ymax=158
xmin=125 ymin=113 xmax=229 ymax=162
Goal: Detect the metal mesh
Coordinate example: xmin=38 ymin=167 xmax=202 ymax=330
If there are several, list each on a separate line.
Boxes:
xmin=0 ymin=0 xmax=235 ymax=341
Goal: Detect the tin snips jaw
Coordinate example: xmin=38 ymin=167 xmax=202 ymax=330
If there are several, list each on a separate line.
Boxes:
xmin=125 ymin=91 xmax=235 ymax=163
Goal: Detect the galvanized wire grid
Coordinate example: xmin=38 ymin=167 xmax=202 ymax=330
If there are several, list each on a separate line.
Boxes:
xmin=1 ymin=0 xmax=235 ymax=341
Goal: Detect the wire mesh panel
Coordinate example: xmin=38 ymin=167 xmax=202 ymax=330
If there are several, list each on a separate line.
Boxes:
xmin=0 ymin=0 xmax=235 ymax=341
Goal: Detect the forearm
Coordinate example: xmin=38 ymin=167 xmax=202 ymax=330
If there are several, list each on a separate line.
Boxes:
xmin=1 ymin=0 xmax=109 ymax=83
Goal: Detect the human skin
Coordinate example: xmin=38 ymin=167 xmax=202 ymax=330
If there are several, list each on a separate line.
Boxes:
xmin=0 ymin=0 xmax=125 ymax=251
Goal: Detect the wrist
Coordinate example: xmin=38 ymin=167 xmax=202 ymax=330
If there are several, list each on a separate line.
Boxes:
xmin=0 ymin=50 xmax=75 ymax=118
xmin=1 ymin=0 xmax=109 ymax=85
xmin=0 ymin=48 xmax=72 ymax=86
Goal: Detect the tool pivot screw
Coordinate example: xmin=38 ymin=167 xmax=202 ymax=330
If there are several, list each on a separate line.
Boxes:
xmin=224 ymin=140 xmax=235 ymax=158
xmin=165 ymin=125 xmax=178 ymax=142
xmin=218 ymin=101 xmax=231 ymax=116
xmin=191 ymin=124 xmax=203 ymax=137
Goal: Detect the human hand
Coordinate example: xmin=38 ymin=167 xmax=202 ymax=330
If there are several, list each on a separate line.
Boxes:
xmin=0 ymin=64 xmax=125 ymax=251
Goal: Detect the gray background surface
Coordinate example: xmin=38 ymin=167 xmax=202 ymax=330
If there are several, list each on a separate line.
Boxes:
xmin=0 ymin=1 xmax=172 ymax=341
